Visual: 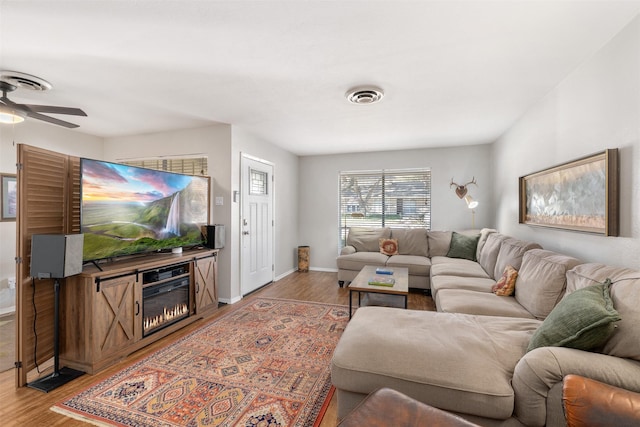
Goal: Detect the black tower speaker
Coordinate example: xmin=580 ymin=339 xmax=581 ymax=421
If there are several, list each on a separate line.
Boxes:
xmin=203 ymin=224 xmax=225 ymax=249
xmin=28 ymin=234 xmax=85 ymax=392
xmin=30 ymin=234 xmax=84 ymax=279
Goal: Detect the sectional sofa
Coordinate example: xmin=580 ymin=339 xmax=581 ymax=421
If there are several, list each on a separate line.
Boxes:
xmin=331 ymin=227 xmax=640 ymax=426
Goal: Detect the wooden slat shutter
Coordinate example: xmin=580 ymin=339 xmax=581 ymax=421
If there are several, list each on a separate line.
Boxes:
xmin=15 ymin=144 xmax=76 ymax=386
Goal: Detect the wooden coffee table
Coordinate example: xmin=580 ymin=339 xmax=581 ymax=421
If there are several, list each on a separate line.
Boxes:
xmin=348 ymin=265 xmax=409 ymax=319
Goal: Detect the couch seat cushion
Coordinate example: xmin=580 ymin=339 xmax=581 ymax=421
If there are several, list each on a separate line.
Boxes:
xmin=386 ymin=255 xmax=431 ymax=277
xmin=430 ymin=276 xmax=495 ymax=300
xmin=336 ymin=252 xmax=389 ymax=271
xmin=430 ymin=258 xmax=490 ymax=279
xmin=331 ymin=307 xmax=541 ymax=419
xmin=436 ymin=289 xmax=538 ymax=319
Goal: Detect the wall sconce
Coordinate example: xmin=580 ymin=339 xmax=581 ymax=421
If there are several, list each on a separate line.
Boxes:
xmin=464 ymin=195 xmax=478 ymax=209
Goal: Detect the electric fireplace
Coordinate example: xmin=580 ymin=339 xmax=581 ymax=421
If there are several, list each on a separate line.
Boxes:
xmin=142 ymin=276 xmax=190 ymax=337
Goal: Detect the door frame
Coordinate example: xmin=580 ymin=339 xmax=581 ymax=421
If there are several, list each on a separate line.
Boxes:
xmin=239 ymin=153 xmax=275 ymax=295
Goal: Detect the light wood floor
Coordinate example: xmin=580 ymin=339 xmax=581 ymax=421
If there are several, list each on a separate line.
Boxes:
xmin=0 ymin=271 xmax=435 ymax=427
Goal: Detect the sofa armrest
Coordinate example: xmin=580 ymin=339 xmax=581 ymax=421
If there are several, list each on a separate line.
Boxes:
xmin=563 ymin=374 xmax=640 ymax=427
xmin=340 ymin=245 xmax=357 ymax=255
xmin=512 ymin=347 xmax=640 ymax=427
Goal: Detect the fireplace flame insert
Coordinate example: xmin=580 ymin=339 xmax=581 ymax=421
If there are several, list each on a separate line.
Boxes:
xmin=142 ymin=276 xmax=190 ymax=337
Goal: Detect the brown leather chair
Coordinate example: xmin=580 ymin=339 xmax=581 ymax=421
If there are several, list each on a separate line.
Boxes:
xmin=338 ymin=387 xmax=479 ymax=427
xmin=563 ymin=374 xmax=640 ymax=427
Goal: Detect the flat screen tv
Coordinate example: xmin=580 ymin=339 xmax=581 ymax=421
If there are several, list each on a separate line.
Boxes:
xmin=80 ymin=158 xmax=210 ymax=262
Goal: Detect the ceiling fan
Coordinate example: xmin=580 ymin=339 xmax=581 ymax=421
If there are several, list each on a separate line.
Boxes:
xmin=0 ymin=71 xmax=87 ymax=128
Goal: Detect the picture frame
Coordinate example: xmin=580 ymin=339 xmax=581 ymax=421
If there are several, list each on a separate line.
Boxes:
xmin=1 ymin=174 xmax=17 ymax=222
xmin=519 ymin=149 xmax=618 ymax=236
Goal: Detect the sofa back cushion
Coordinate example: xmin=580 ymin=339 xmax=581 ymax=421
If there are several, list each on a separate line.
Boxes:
xmin=494 ymin=238 xmax=542 ymax=280
xmin=390 ymin=228 xmax=429 ymax=257
xmin=567 ymin=263 xmax=640 ymax=361
xmin=477 ymin=233 xmax=508 ymax=279
xmin=515 ymin=249 xmax=582 ymax=320
xmin=427 ymin=231 xmax=452 ymax=257
xmin=347 ymin=227 xmax=391 ymax=252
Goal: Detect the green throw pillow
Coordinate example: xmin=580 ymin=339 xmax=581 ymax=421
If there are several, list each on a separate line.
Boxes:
xmin=527 ymin=279 xmax=621 ymax=352
xmin=446 ymin=232 xmax=480 ymax=261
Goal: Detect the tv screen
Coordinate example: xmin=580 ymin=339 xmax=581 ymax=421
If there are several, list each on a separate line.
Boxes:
xmin=80 ymin=158 xmax=210 ymax=262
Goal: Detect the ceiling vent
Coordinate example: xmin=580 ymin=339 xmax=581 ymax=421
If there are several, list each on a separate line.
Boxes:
xmin=0 ymin=71 xmax=52 ymax=91
xmin=346 ymin=86 xmax=384 ymax=104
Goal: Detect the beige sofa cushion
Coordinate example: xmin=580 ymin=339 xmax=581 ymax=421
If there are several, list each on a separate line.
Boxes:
xmin=390 ymin=228 xmax=429 ymax=257
xmin=336 ymin=252 xmax=389 ymax=271
xmin=477 ymin=233 xmax=508 ymax=280
xmin=493 ymin=238 xmax=542 ymax=280
xmin=430 ymin=258 xmax=490 ymax=279
xmin=436 ymin=289 xmax=538 ymax=319
xmin=386 ymin=255 xmax=431 ymax=276
xmin=427 ymin=231 xmax=452 ymax=257
xmin=347 ymin=227 xmax=391 ymax=252
xmin=567 ymin=263 xmax=640 ymax=361
xmin=430 ymin=276 xmax=496 ymax=300
xmin=515 ymin=249 xmax=582 ymax=320
xmin=476 ymin=228 xmax=497 ymax=261
xmin=331 ymin=307 xmax=540 ymax=420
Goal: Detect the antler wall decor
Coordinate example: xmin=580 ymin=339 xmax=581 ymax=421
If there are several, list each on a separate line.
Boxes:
xmin=450 ymin=177 xmax=477 ymax=199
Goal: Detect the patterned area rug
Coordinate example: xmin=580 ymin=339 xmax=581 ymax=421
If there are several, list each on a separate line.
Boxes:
xmin=52 ymin=298 xmax=349 ymax=426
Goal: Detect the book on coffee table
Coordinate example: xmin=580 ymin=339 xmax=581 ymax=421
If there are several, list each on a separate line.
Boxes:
xmin=375 ymin=267 xmax=394 ymax=275
xmin=368 ymin=276 xmax=396 ymax=287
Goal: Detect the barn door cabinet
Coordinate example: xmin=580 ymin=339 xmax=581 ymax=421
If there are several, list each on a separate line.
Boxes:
xmin=60 ymin=249 xmax=218 ymax=375
xmin=194 ymin=252 xmax=218 ymax=315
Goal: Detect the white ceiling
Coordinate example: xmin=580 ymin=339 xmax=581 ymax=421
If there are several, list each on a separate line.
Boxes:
xmin=1 ymin=1 xmax=639 ymax=156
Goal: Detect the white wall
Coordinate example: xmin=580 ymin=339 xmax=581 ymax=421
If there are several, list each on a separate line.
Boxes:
xmin=0 ymin=121 xmax=103 ymax=289
xmin=298 ymin=144 xmax=493 ymax=270
xmin=494 ymin=15 xmax=640 ymax=269
xmin=103 ymin=124 xmax=234 ymax=299
xmin=231 ymin=127 xmax=300 ymax=300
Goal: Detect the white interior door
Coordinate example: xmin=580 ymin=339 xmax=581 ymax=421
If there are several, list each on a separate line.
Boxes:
xmin=241 ymin=154 xmax=274 ymax=295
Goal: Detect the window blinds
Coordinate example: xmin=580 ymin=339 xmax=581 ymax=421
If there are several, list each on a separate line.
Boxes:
xmin=120 ymin=157 xmax=208 ymax=176
xmin=339 ymin=168 xmax=431 ymax=246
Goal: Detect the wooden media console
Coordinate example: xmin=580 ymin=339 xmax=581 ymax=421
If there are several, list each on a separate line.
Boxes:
xmin=60 ymin=248 xmax=218 ymax=375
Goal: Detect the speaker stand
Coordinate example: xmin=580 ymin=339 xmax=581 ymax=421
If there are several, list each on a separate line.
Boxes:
xmin=27 ymin=278 xmax=84 ymax=393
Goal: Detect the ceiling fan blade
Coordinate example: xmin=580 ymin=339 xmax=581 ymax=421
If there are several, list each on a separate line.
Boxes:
xmin=25 ymin=110 xmax=80 ymax=128
xmin=21 ymin=104 xmax=87 ymax=116
xmin=1 ymin=96 xmax=18 ymax=107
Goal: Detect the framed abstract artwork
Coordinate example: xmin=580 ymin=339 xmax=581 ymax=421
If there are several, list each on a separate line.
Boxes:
xmin=1 ymin=174 xmax=17 ymax=221
xmin=519 ymin=149 xmax=618 ymax=236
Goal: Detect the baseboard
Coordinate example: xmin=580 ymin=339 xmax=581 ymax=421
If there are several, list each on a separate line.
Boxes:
xmin=309 ymin=267 xmax=338 ymax=272
xmin=275 ymin=269 xmax=296 ymax=281
xmin=219 ymin=295 xmax=243 ymax=305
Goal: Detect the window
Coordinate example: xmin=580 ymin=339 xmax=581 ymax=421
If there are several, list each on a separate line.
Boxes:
xmin=339 ymin=168 xmax=431 ymax=246
xmin=250 ymin=168 xmax=268 ymax=195
xmin=120 ymin=157 xmax=208 ymax=176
